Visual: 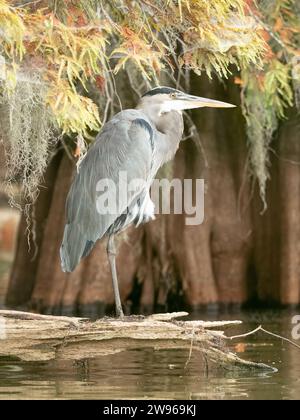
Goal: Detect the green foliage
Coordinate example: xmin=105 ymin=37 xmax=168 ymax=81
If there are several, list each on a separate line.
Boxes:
xmin=240 ymin=0 xmax=299 ymax=206
xmin=47 ymin=80 xmax=100 ymax=135
xmin=0 ymin=0 xmax=298 ymax=212
xmin=264 ymin=60 xmax=293 ymax=117
xmin=0 ymin=0 xmax=265 ymax=136
xmin=0 ymin=0 xmax=267 ymax=211
xmin=0 ymin=0 xmax=24 ymax=61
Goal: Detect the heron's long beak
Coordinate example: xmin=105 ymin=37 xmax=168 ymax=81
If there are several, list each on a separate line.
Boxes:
xmin=178 ymin=94 xmax=236 ymax=110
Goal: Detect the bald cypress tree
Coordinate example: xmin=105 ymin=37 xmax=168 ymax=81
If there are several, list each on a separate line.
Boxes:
xmin=1 ymin=0 xmax=299 ymax=314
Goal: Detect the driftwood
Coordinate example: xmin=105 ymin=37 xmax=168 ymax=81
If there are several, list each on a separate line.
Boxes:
xmin=0 ymin=310 xmax=274 ymax=371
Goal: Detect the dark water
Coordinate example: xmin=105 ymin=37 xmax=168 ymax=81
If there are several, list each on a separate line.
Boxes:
xmin=0 ymin=310 xmax=300 ymax=400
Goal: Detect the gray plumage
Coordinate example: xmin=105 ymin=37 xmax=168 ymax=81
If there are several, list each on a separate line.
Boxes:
xmin=60 ymin=86 xmax=235 ymax=316
xmin=60 ymin=108 xmax=182 ymax=272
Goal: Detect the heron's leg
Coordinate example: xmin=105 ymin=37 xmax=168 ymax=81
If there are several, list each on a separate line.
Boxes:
xmin=107 ymin=234 xmax=124 ymax=318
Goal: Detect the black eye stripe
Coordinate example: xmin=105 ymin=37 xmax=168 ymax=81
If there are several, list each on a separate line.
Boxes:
xmin=142 ymin=87 xmax=180 ymax=97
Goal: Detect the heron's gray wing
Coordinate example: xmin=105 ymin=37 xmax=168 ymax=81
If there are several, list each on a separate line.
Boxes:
xmin=60 ymin=110 xmax=154 ymax=272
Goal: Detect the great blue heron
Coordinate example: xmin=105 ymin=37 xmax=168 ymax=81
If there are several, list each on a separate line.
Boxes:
xmin=60 ymin=86 xmax=235 ymax=317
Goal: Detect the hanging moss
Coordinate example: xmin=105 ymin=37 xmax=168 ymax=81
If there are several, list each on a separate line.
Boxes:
xmin=242 ymin=81 xmax=278 ymax=210
xmin=239 ymin=0 xmax=299 ymax=206
xmin=0 ymin=77 xmax=56 ymax=211
xmin=0 ymin=0 xmax=299 ymax=212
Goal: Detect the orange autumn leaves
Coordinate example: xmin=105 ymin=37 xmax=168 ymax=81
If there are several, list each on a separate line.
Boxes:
xmin=112 ymin=27 xmax=165 ymax=79
xmin=0 ymin=0 xmax=270 ymax=139
xmin=236 ymin=0 xmax=299 ymax=107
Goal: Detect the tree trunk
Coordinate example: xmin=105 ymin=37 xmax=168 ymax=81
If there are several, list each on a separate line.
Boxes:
xmin=5 ymin=78 xmax=300 ymax=315
xmin=0 ymin=142 xmax=7 ymax=207
xmin=6 ymin=151 xmax=63 ymax=308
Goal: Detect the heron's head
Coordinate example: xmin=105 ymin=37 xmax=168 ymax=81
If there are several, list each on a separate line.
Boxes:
xmin=138 ymin=86 xmax=236 ymax=115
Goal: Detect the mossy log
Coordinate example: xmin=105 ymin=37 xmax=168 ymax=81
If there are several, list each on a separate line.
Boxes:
xmin=0 ymin=310 xmax=273 ymax=371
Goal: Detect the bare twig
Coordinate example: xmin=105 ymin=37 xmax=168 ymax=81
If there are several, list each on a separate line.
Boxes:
xmin=184 ymin=326 xmax=195 ymax=369
xmin=13 ymin=0 xmax=43 ymax=9
xmin=270 ymin=148 xmax=300 ymax=166
xmin=0 ymin=310 xmax=86 ymax=327
xmin=183 ymin=111 xmax=209 ymax=168
xmin=228 ymin=325 xmax=300 ymax=351
xmin=228 ymin=326 xmax=263 ymax=340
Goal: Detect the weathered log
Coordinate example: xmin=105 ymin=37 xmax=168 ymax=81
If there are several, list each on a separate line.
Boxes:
xmin=0 ymin=310 xmax=273 ymax=372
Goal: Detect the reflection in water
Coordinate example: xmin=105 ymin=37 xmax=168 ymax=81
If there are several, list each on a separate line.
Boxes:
xmin=0 ymin=310 xmax=299 ymax=400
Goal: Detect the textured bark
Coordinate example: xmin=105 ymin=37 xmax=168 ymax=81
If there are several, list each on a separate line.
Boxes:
xmin=0 ymin=143 xmax=5 ymax=180
xmin=277 ymin=114 xmax=300 ymax=305
xmin=176 ymin=75 xmax=253 ymax=309
xmin=0 ymin=143 xmax=8 ymax=206
xmin=6 ymin=151 xmax=63 ymax=308
xmin=252 ymin=111 xmax=300 ymax=306
xmin=5 ymin=78 xmax=300 ymax=314
xmin=0 ymin=309 xmax=274 ymax=373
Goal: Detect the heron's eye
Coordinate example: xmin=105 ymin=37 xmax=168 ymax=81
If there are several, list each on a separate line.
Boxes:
xmin=170 ymin=92 xmax=177 ymax=99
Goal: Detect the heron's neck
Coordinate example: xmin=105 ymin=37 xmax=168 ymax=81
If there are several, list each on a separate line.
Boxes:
xmin=138 ymin=105 xmax=184 ymax=164
xmin=138 ymin=105 xmax=183 ymax=139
